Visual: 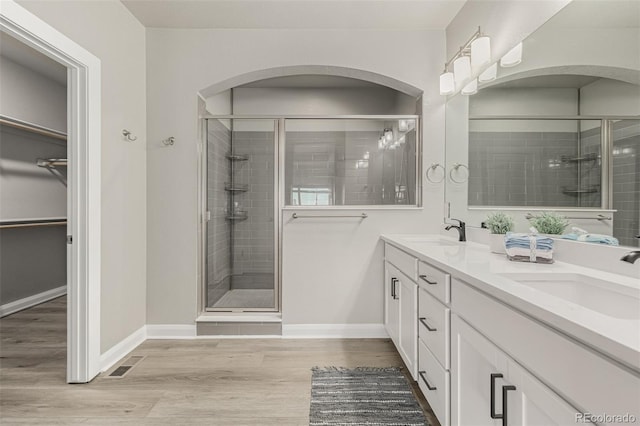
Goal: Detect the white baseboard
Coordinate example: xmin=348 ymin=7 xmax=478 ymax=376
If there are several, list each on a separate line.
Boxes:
xmin=0 ymin=285 xmax=66 ymax=318
xmin=282 ymin=323 xmax=389 ymax=338
xmin=146 ymin=324 xmax=197 ymax=339
xmin=99 ymin=325 xmax=147 ymax=372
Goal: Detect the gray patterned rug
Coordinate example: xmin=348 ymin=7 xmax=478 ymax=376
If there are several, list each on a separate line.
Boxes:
xmin=309 ymin=367 xmax=428 ymax=426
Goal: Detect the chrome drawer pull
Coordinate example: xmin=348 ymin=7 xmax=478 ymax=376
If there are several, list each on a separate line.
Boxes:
xmin=419 ymin=275 xmax=437 ymax=285
xmin=418 ymin=371 xmax=436 ymax=390
xmin=419 ymin=317 xmax=437 ymax=332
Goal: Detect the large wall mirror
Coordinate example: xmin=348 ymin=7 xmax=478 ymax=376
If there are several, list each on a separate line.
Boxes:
xmin=445 ymin=0 xmax=640 ymax=248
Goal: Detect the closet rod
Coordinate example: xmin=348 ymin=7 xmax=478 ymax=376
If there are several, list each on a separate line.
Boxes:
xmin=0 ymin=218 xmax=67 ymax=230
xmin=0 ymin=115 xmax=67 ymax=141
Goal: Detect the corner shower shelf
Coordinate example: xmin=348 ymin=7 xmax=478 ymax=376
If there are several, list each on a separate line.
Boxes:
xmin=226 ymin=153 xmax=249 ymax=161
xmin=226 ymin=211 xmax=248 ymax=221
xmin=560 ymin=153 xmax=598 ymax=163
xmin=562 ymin=185 xmax=599 ymax=195
xmin=224 ymin=183 xmax=249 ymax=192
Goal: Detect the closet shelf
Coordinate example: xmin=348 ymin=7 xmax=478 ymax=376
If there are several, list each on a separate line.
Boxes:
xmin=226 ymin=153 xmax=249 ymax=161
xmin=224 ymin=183 xmax=249 ymax=192
xmin=0 ymin=115 xmax=67 ymax=142
xmin=0 ymin=218 xmax=67 ymax=230
xmin=560 ymin=153 xmax=598 ymax=163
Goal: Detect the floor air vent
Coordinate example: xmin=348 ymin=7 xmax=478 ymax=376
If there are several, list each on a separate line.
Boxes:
xmin=105 ymin=355 xmax=145 ymax=378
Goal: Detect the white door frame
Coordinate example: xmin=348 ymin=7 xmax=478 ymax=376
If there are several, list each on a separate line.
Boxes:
xmin=0 ymin=0 xmax=101 ymax=383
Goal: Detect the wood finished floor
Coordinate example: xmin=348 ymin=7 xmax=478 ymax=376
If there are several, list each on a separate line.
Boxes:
xmin=0 ymin=297 xmax=439 ymax=425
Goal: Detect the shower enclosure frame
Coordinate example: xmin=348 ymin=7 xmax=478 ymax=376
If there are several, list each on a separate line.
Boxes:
xmin=199 ymin=115 xmax=422 ymax=314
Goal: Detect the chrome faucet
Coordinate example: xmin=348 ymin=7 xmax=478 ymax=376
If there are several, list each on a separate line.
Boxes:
xmin=445 ymin=219 xmax=466 ymax=242
xmin=620 ymin=251 xmax=640 ymax=264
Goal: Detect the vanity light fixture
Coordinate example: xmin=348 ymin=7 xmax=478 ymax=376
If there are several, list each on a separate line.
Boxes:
xmin=461 ymin=78 xmax=478 ymax=96
xmin=470 ymin=35 xmax=491 ymax=72
xmin=439 ymin=27 xmax=492 ymax=96
xmin=500 ymin=42 xmax=523 ymax=67
xmin=439 ymin=72 xmax=455 ymax=95
xmin=478 ymin=63 xmax=497 ymax=82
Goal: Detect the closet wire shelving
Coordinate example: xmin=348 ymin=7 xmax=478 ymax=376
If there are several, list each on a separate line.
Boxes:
xmin=0 ymin=114 xmax=68 ymax=229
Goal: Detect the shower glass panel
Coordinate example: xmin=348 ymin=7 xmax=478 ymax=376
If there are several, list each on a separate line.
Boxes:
xmin=284 ymin=119 xmax=418 ymax=206
xmin=468 ymin=119 xmax=601 ymax=207
xmin=612 ymin=119 xmax=640 ymax=247
xmin=206 ymin=119 xmax=277 ymax=311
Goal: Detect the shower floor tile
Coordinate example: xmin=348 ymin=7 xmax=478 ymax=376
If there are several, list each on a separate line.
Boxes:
xmin=212 ymin=289 xmax=275 ymax=309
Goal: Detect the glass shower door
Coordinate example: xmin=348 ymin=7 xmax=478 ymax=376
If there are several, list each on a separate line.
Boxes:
xmin=205 ymin=119 xmax=278 ymax=311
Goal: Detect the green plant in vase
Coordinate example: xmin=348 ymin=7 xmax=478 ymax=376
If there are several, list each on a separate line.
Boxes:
xmin=485 ymin=212 xmax=514 ymax=254
xmin=529 ymin=212 xmax=569 ymax=235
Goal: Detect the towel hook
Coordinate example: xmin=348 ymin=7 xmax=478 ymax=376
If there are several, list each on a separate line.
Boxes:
xmin=449 ymin=163 xmax=469 ymax=184
xmin=122 ymin=129 xmax=138 ymax=142
xmin=426 ymin=163 xmax=445 ymax=184
xmin=162 ymin=136 xmax=175 ymax=146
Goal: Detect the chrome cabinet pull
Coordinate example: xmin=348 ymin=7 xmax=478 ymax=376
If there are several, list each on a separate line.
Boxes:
xmin=419 ymin=317 xmax=437 ymax=332
xmin=418 ymin=371 xmax=436 ymax=390
xmin=419 ymin=275 xmax=437 ymax=285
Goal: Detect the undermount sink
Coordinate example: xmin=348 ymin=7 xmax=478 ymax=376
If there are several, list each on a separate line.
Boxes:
xmin=400 ymin=236 xmax=459 ymax=246
xmin=499 ymin=273 xmax=640 ymax=320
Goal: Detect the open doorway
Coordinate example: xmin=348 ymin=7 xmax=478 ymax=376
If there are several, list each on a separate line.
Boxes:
xmin=0 ymin=2 xmax=101 ymax=383
xmin=0 ymin=29 xmax=68 ymax=382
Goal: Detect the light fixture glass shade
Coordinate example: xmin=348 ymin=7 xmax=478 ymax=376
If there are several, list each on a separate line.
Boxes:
xmin=439 ymin=72 xmax=455 ymax=95
xmin=453 ymin=56 xmax=471 ymax=86
xmin=461 ymin=78 xmax=478 ymax=96
xmin=471 ymin=36 xmax=491 ymax=72
xmin=478 ymin=63 xmax=497 ymax=82
xmin=500 ymin=42 xmax=523 ymax=67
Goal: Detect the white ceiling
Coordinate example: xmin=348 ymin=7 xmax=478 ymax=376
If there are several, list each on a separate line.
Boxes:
xmin=121 ymin=0 xmax=466 ymax=29
xmin=490 ymin=75 xmax=602 ymax=90
xmin=0 ymin=32 xmax=67 ymax=85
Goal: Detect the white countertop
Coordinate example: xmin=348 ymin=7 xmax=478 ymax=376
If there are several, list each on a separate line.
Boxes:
xmin=381 ymin=234 xmax=640 ymax=372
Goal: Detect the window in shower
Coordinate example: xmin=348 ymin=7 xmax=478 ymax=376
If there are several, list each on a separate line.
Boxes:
xmin=284 ymin=118 xmax=419 ymax=206
xmin=205 ymin=118 xmax=278 ymax=311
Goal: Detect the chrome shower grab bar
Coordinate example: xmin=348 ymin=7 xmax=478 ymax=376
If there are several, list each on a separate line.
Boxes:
xmin=291 ymin=213 xmax=368 ymax=219
xmin=525 ymin=213 xmax=612 ymax=221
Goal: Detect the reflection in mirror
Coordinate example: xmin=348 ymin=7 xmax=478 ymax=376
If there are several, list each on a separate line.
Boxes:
xmin=445 ymin=0 xmax=640 ymax=247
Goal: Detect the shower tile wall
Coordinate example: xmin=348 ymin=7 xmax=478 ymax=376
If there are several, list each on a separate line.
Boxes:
xmin=231 ymin=132 xmax=274 ymax=283
xmin=612 ymin=121 xmax=640 ymax=247
xmin=207 ymin=120 xmax=232 ymax=305
xmin=468 ymin=131 xmax=579 ymax=206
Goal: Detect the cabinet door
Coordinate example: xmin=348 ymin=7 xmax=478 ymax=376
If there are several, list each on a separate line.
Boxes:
xmin=398 ymin=276 xmax=417 ymax=380
xmin=506 ymin=357 xmax=593 ymax=426
xmin=451 ymin=314 xmax=505 ymax=426
xmin=384 ymin=262 xmax=400 ymax=346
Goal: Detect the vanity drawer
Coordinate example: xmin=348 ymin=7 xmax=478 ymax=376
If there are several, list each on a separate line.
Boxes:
xmin=418 ymin=339 xmax=450 ymax=426
xmin=418 ymin=288 xmax=450 ymax=370
xmin=418 ymin=261 xmax=450 ymax=304
xmin=385 ymin=243 xmax=418 ymax=282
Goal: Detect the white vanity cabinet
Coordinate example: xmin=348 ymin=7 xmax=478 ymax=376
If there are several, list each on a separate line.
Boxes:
xmin=381 ymin=236 xmax=640 ymax=426
xmin=383 ymin=249 xmax=418 ymax=380
xmin=452 ymin=315 xmax=586 ymax=426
